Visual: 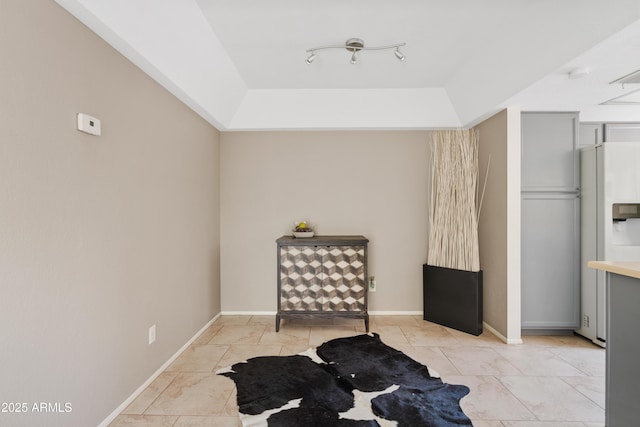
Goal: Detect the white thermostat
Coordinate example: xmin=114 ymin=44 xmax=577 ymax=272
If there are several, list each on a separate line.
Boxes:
xmin=77 ymin=113 xmax=101 ymax=136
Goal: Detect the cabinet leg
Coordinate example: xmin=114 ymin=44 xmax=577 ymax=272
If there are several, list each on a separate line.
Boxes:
xmin=276 ymin=315 xmax=281 ymax=332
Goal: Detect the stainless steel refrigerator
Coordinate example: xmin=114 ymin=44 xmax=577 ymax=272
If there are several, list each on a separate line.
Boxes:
xmin=577 ymin=142 xmax=640 ymax=347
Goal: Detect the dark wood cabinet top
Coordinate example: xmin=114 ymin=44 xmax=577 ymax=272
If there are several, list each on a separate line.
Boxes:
xmin=276 ymin=235 xmax=368 ymax=246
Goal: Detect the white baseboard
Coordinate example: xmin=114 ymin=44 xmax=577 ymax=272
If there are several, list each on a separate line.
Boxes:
xmin=369 ymin=311 xmax=423 ymax=315
xmin=98 ymin=313 xmax=222 ymax=427
xmin=483 ymin=321 xmax=523 ymax=344
xmin=220 ymin=310 xmax=277 ymax=315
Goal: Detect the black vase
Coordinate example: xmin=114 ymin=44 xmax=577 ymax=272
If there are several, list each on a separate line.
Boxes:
xmin=423 ymin=264 xmax=483 ymax=336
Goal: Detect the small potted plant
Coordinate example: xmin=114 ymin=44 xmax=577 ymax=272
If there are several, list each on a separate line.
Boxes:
xmin=292 ymin=221 xmax=314 ymax=238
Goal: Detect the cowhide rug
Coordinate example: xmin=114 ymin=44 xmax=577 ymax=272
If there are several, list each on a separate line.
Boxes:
xmin=217 ymin=333 xmax=472 ymax=426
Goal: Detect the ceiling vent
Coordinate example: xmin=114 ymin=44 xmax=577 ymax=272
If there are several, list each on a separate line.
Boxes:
xmin=610 ymin=68 xmax=640 ymax=85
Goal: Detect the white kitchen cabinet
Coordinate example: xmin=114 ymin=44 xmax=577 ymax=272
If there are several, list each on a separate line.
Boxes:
xmin=521 ymin=194 xmax=580 ymax=329
xmin=521 ymin=112 xmax=580 ymax=332
xmin=604 ymin=123 xmax=640 ymax=142
xmin=522 ymin=112 xmax=579 ymax=192
xmin=579 ymin=122 xmax=603 ymax=147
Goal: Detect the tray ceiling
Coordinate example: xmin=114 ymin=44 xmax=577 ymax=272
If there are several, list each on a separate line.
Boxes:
xmin=56 ymin=0 xmax=640 ymax=130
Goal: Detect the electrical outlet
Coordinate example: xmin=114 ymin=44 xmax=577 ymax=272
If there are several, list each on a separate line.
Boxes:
xmin=149 ymin=324 xmax=156 ymax=344
xmin=369 ymin=276 xmax=376 ymax=293
xmin=583 ymin=315 xmax=589 ymax=328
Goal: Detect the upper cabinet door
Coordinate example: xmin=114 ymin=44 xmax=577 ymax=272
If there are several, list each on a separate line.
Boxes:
xmin=522 ymin=112 xmax=579 ymax=191
xmin=579 ymin=123 xmax=603 ymax=148
xmin=604 ymin=123 xmax=640 ymax=142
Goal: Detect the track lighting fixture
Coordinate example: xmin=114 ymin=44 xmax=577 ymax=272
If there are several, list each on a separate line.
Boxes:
xmin=305 ymin=38 xmax=406 ymax=65
xmin=305 ymin=52 xmax=317 ymax=64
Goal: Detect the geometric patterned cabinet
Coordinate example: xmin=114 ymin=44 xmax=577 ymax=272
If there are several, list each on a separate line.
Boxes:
xmin=276 ymin=235 xmax=369 ymax=332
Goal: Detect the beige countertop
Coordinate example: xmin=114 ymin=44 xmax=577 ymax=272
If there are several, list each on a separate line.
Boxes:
xmin=588 ymin=261 xmax=640 ymax=280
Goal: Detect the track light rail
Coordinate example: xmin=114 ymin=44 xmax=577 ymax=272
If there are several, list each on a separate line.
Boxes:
xmin=305 ymin=38 xmax=406 ymax=64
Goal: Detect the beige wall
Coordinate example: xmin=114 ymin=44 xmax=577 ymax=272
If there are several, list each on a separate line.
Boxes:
xmin=475 ymin=109 xmax=522 ymax=342
xmin=0 ymin=2 xmax=525 ymax=425
xmin=220 ymin=131 xmax=431 ymax=313
xmin=0 ymin=2 xmax=221 ymax=426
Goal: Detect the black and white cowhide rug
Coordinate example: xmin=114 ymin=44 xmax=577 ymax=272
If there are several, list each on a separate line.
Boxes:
xmin=217 ymin=333 xmax=472 ymax=426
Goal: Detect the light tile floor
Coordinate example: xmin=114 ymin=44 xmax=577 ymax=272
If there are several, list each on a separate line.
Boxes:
xmin=109 ymin=315 xmax=606 ymax=427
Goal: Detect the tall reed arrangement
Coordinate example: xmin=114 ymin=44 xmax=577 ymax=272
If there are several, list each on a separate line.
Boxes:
xmin=427 ymin=129 xmax=481 ymax=272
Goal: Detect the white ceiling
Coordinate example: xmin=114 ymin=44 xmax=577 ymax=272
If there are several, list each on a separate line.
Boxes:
xmin=56 ymin=0 xmax=640 ymax=130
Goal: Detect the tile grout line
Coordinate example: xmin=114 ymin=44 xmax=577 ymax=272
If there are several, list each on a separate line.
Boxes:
xmin=492 ymin=374 xmax=541 ymax=423
xmin=557 ymin=375 xmax=606 ymax=410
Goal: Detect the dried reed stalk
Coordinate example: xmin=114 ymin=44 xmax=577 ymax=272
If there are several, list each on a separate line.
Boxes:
xmin=427 ymin=129 xmax=480 ymax=272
